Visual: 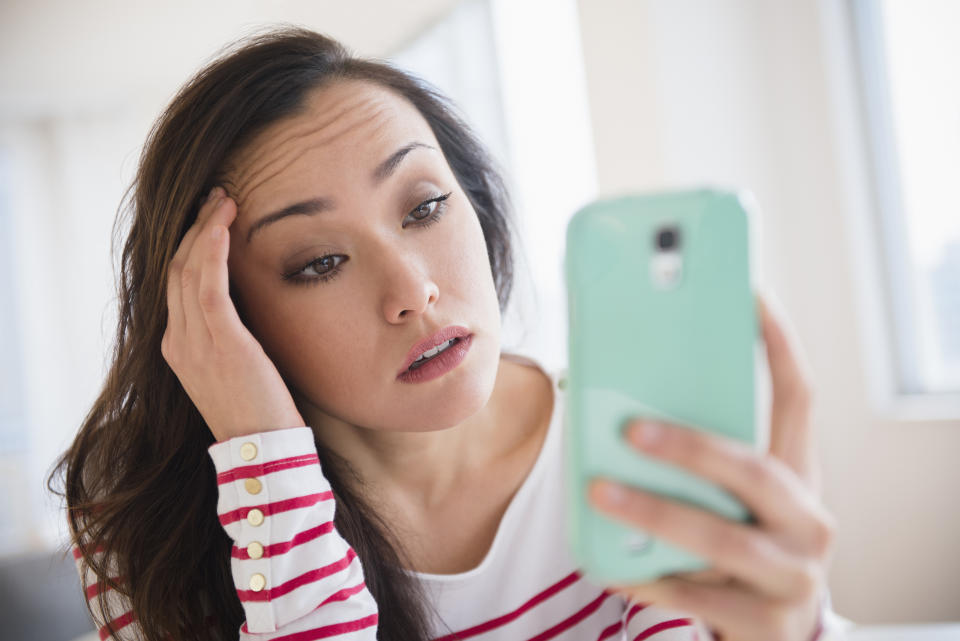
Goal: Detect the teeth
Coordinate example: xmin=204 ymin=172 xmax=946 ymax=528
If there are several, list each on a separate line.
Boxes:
xmin=413 ymin=338 xmax=456 ymax=364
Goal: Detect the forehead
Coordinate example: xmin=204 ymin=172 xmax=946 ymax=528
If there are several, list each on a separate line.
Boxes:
xmin=226 ymin=79 xmax=439 ymax=213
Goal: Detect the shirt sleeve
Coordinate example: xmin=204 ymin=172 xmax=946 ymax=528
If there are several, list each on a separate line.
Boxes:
xmin=207 ymin=426 xmax=379 ymax=639
xmin=73 ymin=546 xmax=146 ymax=641
xmin=72 ymin=426 xmax=379 ymax=640
xmin=621 ymin=597 xmax=716 ymax=640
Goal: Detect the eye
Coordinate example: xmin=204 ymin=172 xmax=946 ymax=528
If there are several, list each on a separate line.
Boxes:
xmin=283 ymin=191 xmax=453 ymax=287
xmin=403 ymin=191 xmax=452 ymax=229
xmin=283 ymin=254 xmax=348 ymax=285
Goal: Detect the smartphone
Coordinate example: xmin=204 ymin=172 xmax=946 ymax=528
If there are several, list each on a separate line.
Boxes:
xmin=563 ymin=188 xmax=765 ymax=585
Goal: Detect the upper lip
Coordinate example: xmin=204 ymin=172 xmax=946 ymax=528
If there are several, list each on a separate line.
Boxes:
xmin=398 ymin=325 xmax=471 ymax=376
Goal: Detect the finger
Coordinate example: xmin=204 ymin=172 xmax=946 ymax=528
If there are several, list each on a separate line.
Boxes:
xmin=166 ymin=250 xmax=186 ymax=339
xmin=197 ymin=199 xmax=243 ymax=342
xmin=756 ymin=292 xmax=819 ymax=492
xmin=612 ymin=575 xmax=780 ymax=641
xmin=671 ymin=568 xmax=732 ymax=586
xmin=166 ymin=187 xmax=224 ymax=337
xmin=178 ymin=186 xmax=227 ymax=263
xmin=182 ymin=195 xmax=235 ymax=344
xmin=623 ymin=419 xmax=831 ymax=547
xmin=590 ymin=480 xmax=818 ymax=601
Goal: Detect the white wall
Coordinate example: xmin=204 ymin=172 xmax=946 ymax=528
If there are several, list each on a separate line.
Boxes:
xmin=576 ymin=0 xmax=960 ymax=624
xmin=0 ymin=0 xmax=459 ymax=120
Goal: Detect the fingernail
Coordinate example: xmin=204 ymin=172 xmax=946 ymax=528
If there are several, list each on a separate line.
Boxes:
xmin=601 ymin=482 xmax=627 ymax=506
xmin=206 ymin=187 xmax=220 ymax=202
xmin=211 ymin=225 xmax=224 ymax=241
xmin=629 ymin=421 xmax=663 ymax=447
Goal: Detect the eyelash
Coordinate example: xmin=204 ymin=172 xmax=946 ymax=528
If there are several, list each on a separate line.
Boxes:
xmin=282 ymin=191 xmax=453 ymax=286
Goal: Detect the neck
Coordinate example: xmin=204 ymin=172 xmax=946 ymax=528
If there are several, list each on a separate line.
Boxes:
xmin=298 ymin=357 xmax=519 ymax=511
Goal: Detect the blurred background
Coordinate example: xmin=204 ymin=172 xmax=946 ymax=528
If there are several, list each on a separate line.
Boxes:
xmin=1 ymin=0 xmax=958 ymax=639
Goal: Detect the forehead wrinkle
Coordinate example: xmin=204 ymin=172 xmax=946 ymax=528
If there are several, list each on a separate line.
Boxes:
xmin=231 ymin=94 xmax=383 ymax=197
xmin=232 ymin=90 xmax=376 ymax=187
xmin=237 ymin=100 xmax=400 ymax=208
xmin=232 ymin=114 xmax=342 ymax=191
xmin=236 ymin=102 xmax=395 ymax=215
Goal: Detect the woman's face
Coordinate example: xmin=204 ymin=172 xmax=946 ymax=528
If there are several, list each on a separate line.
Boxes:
xmin=223 ymin=79 xmax=503 ymax=434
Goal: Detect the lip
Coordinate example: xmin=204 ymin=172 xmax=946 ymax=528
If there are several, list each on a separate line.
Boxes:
xmin=397 ymin=334 xmax=473 ymax=384
xmin=397 ymin=325 xmax=472 ymax=377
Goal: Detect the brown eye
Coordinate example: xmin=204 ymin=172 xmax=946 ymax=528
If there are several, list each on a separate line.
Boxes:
xmin=283 ymin=254 xmax=348 ymax=286
xmin=307 ymin=255 xmax=345 ymax=275
xmin=412 ymin=200 xmax=438 ymax=220
xmin=403 ymin=191 xmax=452 ymax=229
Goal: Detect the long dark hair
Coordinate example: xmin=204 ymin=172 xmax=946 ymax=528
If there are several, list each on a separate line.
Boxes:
xmin=48 ymin=26 xmax=516 ymax=641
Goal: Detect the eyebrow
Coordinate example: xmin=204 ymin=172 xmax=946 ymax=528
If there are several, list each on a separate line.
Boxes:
xmin=245 ymin=141 xmax=436 ymax=244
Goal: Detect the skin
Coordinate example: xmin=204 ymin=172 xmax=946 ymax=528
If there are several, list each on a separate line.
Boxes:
xmin=161 ymin=78 xmax=835 ymax=637
xmin=220 ymin=79 xmax=509 ymax=508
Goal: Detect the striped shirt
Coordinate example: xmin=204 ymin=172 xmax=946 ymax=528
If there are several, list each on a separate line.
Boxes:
xmin=73 ymin=352 xmax=848 ymax=640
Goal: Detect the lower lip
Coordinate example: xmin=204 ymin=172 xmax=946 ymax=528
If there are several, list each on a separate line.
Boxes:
xmin=397 ymin=334 xmax=473 ymax=384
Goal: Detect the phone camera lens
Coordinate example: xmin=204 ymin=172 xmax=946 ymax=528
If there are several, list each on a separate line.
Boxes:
xmin=656 ymin=226 xmax=680 ymax=251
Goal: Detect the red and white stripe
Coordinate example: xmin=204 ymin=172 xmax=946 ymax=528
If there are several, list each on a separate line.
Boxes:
xmin=208 ymin=428 xmax=379 ymax=636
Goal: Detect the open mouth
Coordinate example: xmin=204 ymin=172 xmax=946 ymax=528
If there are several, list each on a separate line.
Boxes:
xmin=408 ymin=337 xmax=462 ymax=371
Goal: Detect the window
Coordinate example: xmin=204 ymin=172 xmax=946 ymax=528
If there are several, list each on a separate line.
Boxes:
xmin=849 ymin=0 xmax=960 ymax=402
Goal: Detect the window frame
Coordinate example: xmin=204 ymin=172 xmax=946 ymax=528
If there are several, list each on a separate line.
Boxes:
xmin=841 ymin=0 xmax=960 ymax=419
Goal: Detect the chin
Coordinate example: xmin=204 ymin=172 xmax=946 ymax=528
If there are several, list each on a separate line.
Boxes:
xmin=393 ymin=338 xmax=500 ymax=432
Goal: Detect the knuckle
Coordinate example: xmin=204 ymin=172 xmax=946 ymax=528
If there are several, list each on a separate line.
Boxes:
xmin=639 ymin=495 xmax=673 ymax=529
xmin=811 ymin=511 xmax=837 ymax=558
xmin=180 ymin=266 xmax=196 ymax=288
xmin=168 ymin=258 xmax=184 ymax=278
xmin=791 ymin=379 xmax=814 ymax=411
xmin=160 ymin=331 xmax=177 ymax=363
xmin=198 ymin=286 xmax=220 ymax=312
xmin=682 ymin=433 xmax=712 ymax=469
xmin=742 ymin=456 xmax=775 ymax=493
xmin=714 ymin=524 xmax=760 ymax=561
xmin=794 ymin=561 xmax=821 ymax=601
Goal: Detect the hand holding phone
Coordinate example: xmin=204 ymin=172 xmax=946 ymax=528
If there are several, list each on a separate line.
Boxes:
xmin=563 ymin=188 xmax=763 ymax=584
xmin=584 ymin=297 xmax=836 ymax=641
xmin=562 ymin=189 xmax=836 ymax=639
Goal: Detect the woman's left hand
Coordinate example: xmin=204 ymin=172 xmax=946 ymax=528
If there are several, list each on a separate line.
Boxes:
xmin=588 ymin=293 xmax=837 ymax=641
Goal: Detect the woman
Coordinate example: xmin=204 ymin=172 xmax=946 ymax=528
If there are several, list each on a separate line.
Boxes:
xmin=50 ymin=27 xmax=846 ymax=641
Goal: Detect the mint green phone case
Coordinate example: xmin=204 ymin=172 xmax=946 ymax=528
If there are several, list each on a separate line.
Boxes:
xmin=563 ymin=188 xmax=761 ymax=585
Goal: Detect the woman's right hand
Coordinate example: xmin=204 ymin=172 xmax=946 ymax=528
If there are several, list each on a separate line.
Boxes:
xmin=161 ymin=186 xmax=307 ymax=442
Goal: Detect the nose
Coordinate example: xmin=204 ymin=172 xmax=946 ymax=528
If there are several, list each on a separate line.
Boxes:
xmin=380 ymin=255 xmax=440 ymax=323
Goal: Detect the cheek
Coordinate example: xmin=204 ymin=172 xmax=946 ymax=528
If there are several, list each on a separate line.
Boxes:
xmin=227 ymin=260 xmax=367 ymax=392
xmin=455 ymin=210 xmax=501 ymax=308
xmin=248 ymin=285 xmax=368 ymax=365
xmin=246 ymin=293 xmax=381 ymax=417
